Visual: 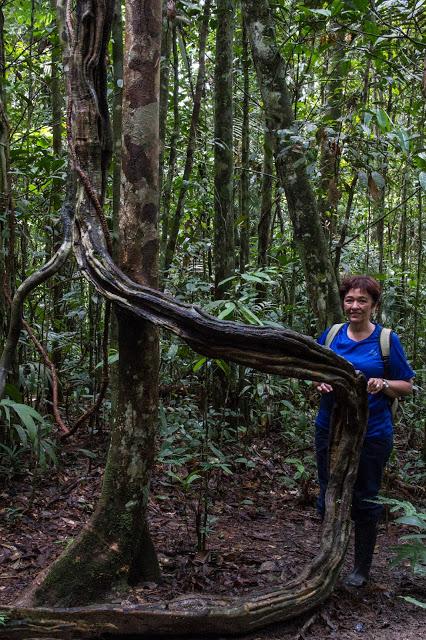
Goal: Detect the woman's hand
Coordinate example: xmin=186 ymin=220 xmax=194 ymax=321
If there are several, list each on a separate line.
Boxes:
xmin=367 ymin=377 xmax=413 ymax=397
xmin=315 ymin=382 xmax=333 ymax=394
xmin=367 ymin=377 xmax=386 ymax=394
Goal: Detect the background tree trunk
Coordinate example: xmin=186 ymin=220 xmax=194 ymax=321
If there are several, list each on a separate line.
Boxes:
xmin=239 ymin=14 xmax=250 ymax=273
xmin=163 ymin=0 xmax=212 ymax=275
xmin=242 ymin=0 xmax=342 ymax=328
xmin=258 ymin=128 xmax=273 ymax=270
xmin=0 ymin=6 xmax=14 ymax=349
xmin=214 ymin=0 xmax=235 ymax=298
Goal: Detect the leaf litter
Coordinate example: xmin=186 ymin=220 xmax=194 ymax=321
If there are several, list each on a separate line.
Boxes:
xmin=0 ymin=431 xmax=424 ymax=640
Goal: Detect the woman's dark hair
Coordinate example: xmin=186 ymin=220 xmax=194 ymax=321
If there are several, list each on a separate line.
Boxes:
xmin=339 ymin=275 xmax=381 ymax=305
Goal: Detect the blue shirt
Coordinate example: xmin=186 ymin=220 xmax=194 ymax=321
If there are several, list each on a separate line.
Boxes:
xmin=316 ymin=323 xmax=415 ymax=438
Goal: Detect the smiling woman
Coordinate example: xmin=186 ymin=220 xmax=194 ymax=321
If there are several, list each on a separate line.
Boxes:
xmin=315 ymin=275 xmax=415 ymax=588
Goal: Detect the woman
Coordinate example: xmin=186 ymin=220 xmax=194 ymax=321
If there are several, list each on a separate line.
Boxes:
xmin=315 ymin=275 xmax=414 ymax=587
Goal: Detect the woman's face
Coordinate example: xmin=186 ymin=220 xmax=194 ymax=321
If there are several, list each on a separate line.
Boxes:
xmin=343 ymin=288 xmax=376 ymax=325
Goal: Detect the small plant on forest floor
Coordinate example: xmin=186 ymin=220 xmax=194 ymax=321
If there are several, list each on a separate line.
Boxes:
xmin=0 ymin=443 xmax=26 ymax=480
xmin=0 ymin=398 xmax=57 ymax=475
xmin=158 ymin=397 xmax=254 ymax=550
xmin=379 ymin=497 xmax=426 ymax=609
xmin=280 ymin=455 xmax=316 ymax=503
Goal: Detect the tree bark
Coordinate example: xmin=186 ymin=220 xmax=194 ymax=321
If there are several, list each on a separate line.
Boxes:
xmin=316 ymin=24 xmax=347 ymax=242
xmin=160 ymin=23 xmax=179 ymax=262
xmin=242 ymin=0 xmax=342 ymax=328
xmin=22 ymin=0 xmax=144 ymax=607
xmin=159 ymin=0 xmax=172 ymax=187
xmin=258 ymin=128 xmax=274 ymax=270
xmin=111 ymin=0 xmax=124 ymax=259
xmin=214 ymin=0 xmax=235 ymax=297
xmin=239 ymin=14 xmax=250 ymax=272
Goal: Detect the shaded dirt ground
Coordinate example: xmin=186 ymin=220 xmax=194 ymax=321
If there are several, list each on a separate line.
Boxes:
xmin=0 ymin=433 xmax=425 ymax=639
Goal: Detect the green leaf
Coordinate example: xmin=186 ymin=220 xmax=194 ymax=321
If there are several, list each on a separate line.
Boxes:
xmin=214 ymin=358 xmax=230 ymax=376
xmin=193 ymin=356 xmax=207 ymax=372
xmin=218 ymin=302 xmax=235 ymax=320
xmin=95 ymin=351 xmax=118 ymax=369
xmin=400 ymin=596 xmax=426 ymax=609
xmin=13 ymin=425 xmax=28 ymax=447
xmin=396 ymin=515 xmax=426 ymax=529
xmin=5 ymin=384 xmax=22 ymax=403
xmin=307 ymin=8 xmax=331 ymax=17
xmin=394 ymin=128 xmax=410 ymax=153
xmin=241 ymin=273 xmax=265 ymax=284
xmin=1 ymin=400 xmax=44 ymax=442
xmin=375 ymin=108 xmax=392 ymax=132
xmin=77 ymin=448 xmax=97 ymax=460
xmin=237 ymin=304 xmax=263 ymax=326
xmin=41 ymin=441 xmax=58 ymax=465
xmin=185 ymin=471 xmax=202 ymax=485
xmin=414 ymin=152 xmax=426 ymax=169
xmin=208 ymin=442 xmax=225 ymax=460
xmin=419 ymin=172 xmax=426 ymax=191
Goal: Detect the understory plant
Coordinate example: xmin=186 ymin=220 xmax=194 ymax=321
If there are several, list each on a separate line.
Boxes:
xmin=380 ymin=497 xmax=426 ymax=609
xmin=0 ymin=398 xmax=57 ymax=476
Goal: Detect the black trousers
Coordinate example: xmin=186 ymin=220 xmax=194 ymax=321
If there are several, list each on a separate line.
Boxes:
xmin=315 ymin=429 xmax=393 ymax=522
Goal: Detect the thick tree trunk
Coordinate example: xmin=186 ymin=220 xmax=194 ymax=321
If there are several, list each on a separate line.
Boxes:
xmin=22 ymin=0 xmax=160 ymax=607
xmin=163 ymin=0 xmax=212 ymax=274
xmin=115 ymin=0 xmax=163 ymax=558
xmin=242 ymin=0 xmax=342 ymax=328
xmin=214 ymin=0 xmax=235 ymax=297
xmin=115 ymin=0 xmax=162 ymax=584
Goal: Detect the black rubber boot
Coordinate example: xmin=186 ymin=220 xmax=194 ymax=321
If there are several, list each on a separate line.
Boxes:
xmin=345 ymin=520 xmax=378 ymax=587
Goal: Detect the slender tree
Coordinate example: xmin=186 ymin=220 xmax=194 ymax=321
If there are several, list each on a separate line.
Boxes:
xmin=0 ymin=5 xmax=14 ymax=344
xmin=239 ymin=14 xmax=250 ymax=272
xmin=214 ymin=0 xmax=235 ymax=297
xmin=258 ymin=128 xmax=273 ymax=271
xmin=163 ymin=0 xmax=212 ymax=274
xmin=242 ymin=0 xmax=342 ymax=327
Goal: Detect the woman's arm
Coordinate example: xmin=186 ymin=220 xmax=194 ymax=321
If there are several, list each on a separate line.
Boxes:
xmin=367 ymin=378 xmax=413 ymax=398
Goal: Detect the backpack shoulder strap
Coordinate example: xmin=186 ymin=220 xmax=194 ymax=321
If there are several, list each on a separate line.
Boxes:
xmin=324 ymin=323 xmax=345 ymax=348
xmin=379 ymin=327 xmax=392 ymax=379
xmin=379 ymin=327 xmax=399 ymax=418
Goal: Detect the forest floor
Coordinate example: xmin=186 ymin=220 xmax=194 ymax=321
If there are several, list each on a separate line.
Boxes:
xmin=0 ymin=429 xmax=425 ymax=640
